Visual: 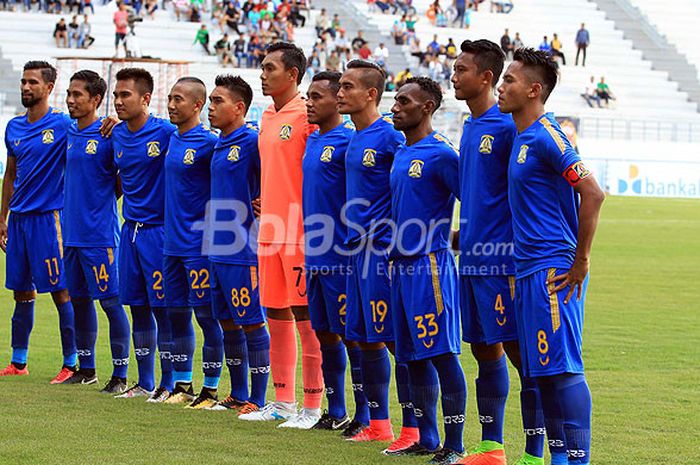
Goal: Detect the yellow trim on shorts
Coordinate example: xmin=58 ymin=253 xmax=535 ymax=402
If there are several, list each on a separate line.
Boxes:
xmin=429 ymin=253 xmax=444 ymax=316
xmin=107 ymin=248 xmax=115 ymax=265
xmin=546 ymin=268 xmax=561 ymax=333
xmin=508 ymin=276 xmax=516 ymax=301
xmin=250 ymin=265 xmax=258 ymax=290
xmin=53 ymin=210 xmax=63 ymax=258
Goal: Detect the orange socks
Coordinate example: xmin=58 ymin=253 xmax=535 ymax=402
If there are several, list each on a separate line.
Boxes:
xmin=268 ymin=318 xmax=297 ymax=403
xmin=296 ymin=320 xmax=324 ymax=409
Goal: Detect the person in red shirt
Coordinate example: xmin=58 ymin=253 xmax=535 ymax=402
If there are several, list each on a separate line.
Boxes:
xmin=113 ymin=2 xmax=129 ymax=56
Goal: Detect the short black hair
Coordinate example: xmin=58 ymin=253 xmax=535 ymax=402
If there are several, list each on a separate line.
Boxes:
xmin=345 ymin=60 xmax=386 ymax=103
xmin=311 ymin=71 xmax=342 ymax=94
xmin=513 ymin=47 xmax=559 ymax=102
xmin=175 ymin=76 xmax=207 ymax=102
xmin=70 ymin=70 xmax=107 ymax=106
xmin=214 ymin=74 xmax=253 ymax=112
xmin=115 ymin=67 xmax=154 ymax=95
xmin=459 ymin=39 xmax=505 ymax=87
xmin=265 ymin=41 xmax=306 ymax=85
xmin=23 ymin=61 xmax=57 ymax=84
xmin=403 ymin=76 xmax=442 ymax=112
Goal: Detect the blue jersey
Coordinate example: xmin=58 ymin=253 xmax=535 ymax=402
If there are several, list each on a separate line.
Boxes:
xmin=508 ymin=113 xmax=584 ymax=278
xmin=345 ymin=116 xmax=404 ymax=245
xmin=112 ymin=116 xmax=176 ymax=225
xmin=302 ymin=122 xmax=354 ymax=266
xmin=64 ymin=119 xmax=119 ymax=248
xmin=4 ymin=107 xmax=71 ymax=213
xmin=208 ymin=123 xmax=260 ymax=265
xmin=164 ymin=124 xmax=217 ymax=257
xmin=459 ymin=105 xmax=517 ymax=275
xmin=390 ymin=132 xmax=459 ymax=259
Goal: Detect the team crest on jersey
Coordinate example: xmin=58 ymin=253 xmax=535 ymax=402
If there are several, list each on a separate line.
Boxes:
xmin=183 ymin=148 xmax=196 ymax=165
xmin=320 ymin=146 xmax=335 ymax=163
xmin=147 ymin=141 xmax=161 ymax=157
xmin=517 ymin=145 xmax=529 ymax=164
xmin=85 ymin=139 xmax=99 ymax=155
xmin=279 ymin=124 xmax=292 ymax=140
xmin=42 ymin=129 xmax=54 ymax=144
xmin=479 ymin=135 xmax=494 ymax=154
xmin=408 ymin=159 xmax=424 ymax=178
xmin=362 ymin=149 xmax=377 ymax=167
xmin=227 ymin=145 xmax=241 ymax=162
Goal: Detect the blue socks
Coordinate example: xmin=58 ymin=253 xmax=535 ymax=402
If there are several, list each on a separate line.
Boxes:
xmin=223 ymin=327 xmax=249 ymax=401
xmin=170 ymin=307 xmax=195 ymax=384
xmin=194 ymin=306 xmax=223 ymax=390
xmin=396 ymin=362 xmax=418 ymax=428
xmin=553 ymin=374 xmax=592 ymax=465
xmin=73 ymin=298 xmax=97 ymax=370
xmin=433 ymin=354 xmax=467 ymax=453
xmin=55 ymin=300 xmax=77 ymax=367
xmin=99 ymin=297 xmax=130 ymax=379
xmin=360 ymin=347 xmax=391 ymax=420
xmin=320 ymin=340 xmax=347 ymax=419
xmin=476 ymin=355 xmax=509 ymax=444
xmin=245 ymin=325 xmax=270 ymax=407
xmin=153 ymin=308 xmax=174 ymax=391
xmin=407 ymin=360 xmax=440 ymax=450
xmin=130 ymin=305 xmax=157 ymax=391
xmin=11 ymin=300 xmax=35 ymax=365
xmin=538 ymin=378 xmax=568 ymax=465
xmin=519 ymin=374 xmax=546 ymax=458
xmin=347 ymin=344 xmax=369 ymax=425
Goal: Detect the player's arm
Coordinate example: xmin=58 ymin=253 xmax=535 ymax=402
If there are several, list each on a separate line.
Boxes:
xmin=115 ymin=175 xmax=123 ymax=200
xmin=0 ymin=156 xmax=17 ymax=252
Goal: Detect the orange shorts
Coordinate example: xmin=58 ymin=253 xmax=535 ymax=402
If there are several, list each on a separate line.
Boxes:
xmin=258 ymin=243 xmax=308 ymax=308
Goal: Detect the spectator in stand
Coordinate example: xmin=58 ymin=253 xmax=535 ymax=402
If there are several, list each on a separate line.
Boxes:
xmin=596 ymin=76 xmax=615 ymax=107
xmin=405 ymin=12 xmax=418 ymax=32
xmin=246 ymin=34 xmax=262 ymax=67
xmin=490 ymin=0 xmax=512 ymax=13
xmin=194 ymin=23 xmax=211 ymax=54
xmin=427 ymin=0 xmax=446 ymax=27
xmin=144 ymin=0 xmax=158 ymax=18
xmin=81 ymin=0 xmax=95 ymax=14
xmin=576 ymin=22 xmax=590 ymax=66
xmin=445 ymin=37 xmax=457 ymax=58
xmin=222 ymin=1 xmax=242 ymax=33
xmin=233 ymin=34 xmax=247 ymax=66
xmin=358 ymin=41 xmax=372 ymax=59
xmin=351 ymin=30 xmax=367 ymax=52
xmin=113 ymin=2 xmax=128 ymax=55
xmin=335 ymin=29 xmax=349 ymax=53
xmin=78 ymin=14 xmax=94 ymax=48
xmin=174 ymin=0 xmax=190 ymax=20
xmin=409 ymin=36 xmax=424 ymax=62
xmin=501 ymin=28 xmax=513 ymax=59
xmin=290 ymin=0 xmax=306 ymax=26
xmin=306 ymin=49 xmax=322 ymax=78
xmin=68 ymin=15 xmax=80 ymax=48
xmin=428 ymin=54 xmax=444 ymax=83
xmin=581 ymin=75 xmax=601 ymax=108
xmin=373 ymin=42 xmax=390 ymax=69
xmin=326 ymin=49 xmax=340 ymax=71
xmin=214 ymin=33 xmax=232 ymax=65
xmin=538 ymin=35 xmax=551 ymax=53
xmin=315 ymin=8 xmax=329 ymax=38
xmin=54 ymin=17 xmax=68 ymax=48
xmin=451 ymin=0 xmax=465 ymax=28
xmin=550 ymin=33 xmax=566 ymax=65
xmin=513 ymin=31 xmax=523 ymax=50
xmin=427 ymin=33 xmax=441 ymax=54
xmin=395 ymin=67 xmax=412 ymax=87
xmin=391 ymin=19 xmax=406 ymax=45
xmin=330 ymin=13 xmax=341 ymax=38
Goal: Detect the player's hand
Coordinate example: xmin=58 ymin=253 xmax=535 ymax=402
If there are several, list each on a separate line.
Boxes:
xmin=252 ymin=197 xmax=261 ymax=219
xmin=547 ymin=257 xmax=589 ymax=304
xmin=0 ymin=221 xmax=8 ymax=253
xmin=99 ymin=116 xmax=120 ymax=138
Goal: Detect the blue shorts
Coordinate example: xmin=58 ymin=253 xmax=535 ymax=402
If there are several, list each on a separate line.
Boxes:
xmin=515 ymin=267 xmax=588 ymax=377
xmin=210 ymin=261 xmax=266 ymax=326
xmin=6 ymin=210 xmax=66 ymax=293
xmin=392 ymin=250 xmax=461 ymax=363
xmin=163 ymin=255 xmax=211 ymax=307
xmin=118 ymin=221 xmax=166 ymax=308
xmin=460 ymin=275 xmax=518 ymax=345
xmin=64 ymin=246 xmax=119 ymax=300
xmin=345 ymin=246 xmax=393 ymax=343
xmin=307 ymin=264 xmax=349 ymax=335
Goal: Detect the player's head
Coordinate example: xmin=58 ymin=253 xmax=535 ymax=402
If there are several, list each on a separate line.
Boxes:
xmin=66 ymin=69 xmax=107 ymax=120
xmin=498 ymin=47 xmax=558 ymax=113
xmin=208 ymin=74 xmax=252 ymax=131
xmin=390 ymin=76 xmax=442 ymax=132
xmin=21 ymin=61 xmax=57 ymax=108
xmin=452 ymin=39 xmax=504 ymax=101
xmin=306 ymin=71 xmax=342 ymax=126
xmin=168 ymin=76 xmax=207 ymax=126
xmin=260 ymin=41 xmax=305 ymax=97
xmin=337 ymin=60 xmax=385 ymax=115
xmin=113 ymin=67 xmax=154 ymax=121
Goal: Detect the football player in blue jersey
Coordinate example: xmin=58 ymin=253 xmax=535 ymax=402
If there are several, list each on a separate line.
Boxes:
xmin=62 ymin=70 xmax=132 ymax=393
xmin=498 ymin=48 xmax=605 ymax=465
xmin=337 ymin=60 xmax=418 ymax=452
xmin=110 ymin=68 xmax=178 ymax=401
xmin=301 ymin=71 xmax=368 ymax=434
xmin=389 ymin=77 xmax=467 ymax=465
xmin=161 ymin=77 xmax=225 ymax=408
xmin=0 ymin=61 xmax=78 ymax=383
xmin=206 ymin=75 xmax=271 ymax=415
xmin=451 ymin=40 xmax=546 ymax=465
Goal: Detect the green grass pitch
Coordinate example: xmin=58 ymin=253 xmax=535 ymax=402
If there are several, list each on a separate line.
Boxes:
xmin=0 ymin=196 xmax=698 ymax=464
